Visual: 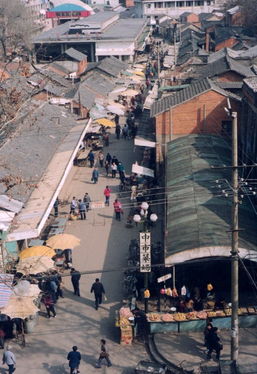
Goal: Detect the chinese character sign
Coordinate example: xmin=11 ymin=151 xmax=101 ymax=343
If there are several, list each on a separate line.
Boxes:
xmin=140 ymin=232 xmax=151 ymax=272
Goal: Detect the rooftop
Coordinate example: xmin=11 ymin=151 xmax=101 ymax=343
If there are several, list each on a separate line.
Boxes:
xmin=243 ymin=77 xmax=257 ymax=93
xmin=166 ymin=134 xmax=257 ymax=264
xmin=64 ymin=47 xmax=87 ymax=61
xmin=81 ymin=70 xmax=115 ymax=96
xmin=150 ymin=78 xmax=238 ymax=117
xmin=50 ymin=3 xmax=85 ymax=11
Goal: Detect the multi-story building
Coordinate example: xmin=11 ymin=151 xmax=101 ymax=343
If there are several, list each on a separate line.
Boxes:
xmin=134 ymin=0 xmax=226 ymax=19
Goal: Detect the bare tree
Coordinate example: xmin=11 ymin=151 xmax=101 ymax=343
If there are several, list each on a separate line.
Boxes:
xmin=0 ymin=0 xmax=35 ymax=61
xmin=224 ymin=0 xmax=257 ymax=34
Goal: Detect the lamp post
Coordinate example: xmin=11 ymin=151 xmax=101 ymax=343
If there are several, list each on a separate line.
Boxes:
xmin=133 ymin=202 xmax=158 ymax=313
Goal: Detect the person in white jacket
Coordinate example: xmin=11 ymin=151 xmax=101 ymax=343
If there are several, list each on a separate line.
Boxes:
xmin=2 ymin=345 xmax=16 ymax=373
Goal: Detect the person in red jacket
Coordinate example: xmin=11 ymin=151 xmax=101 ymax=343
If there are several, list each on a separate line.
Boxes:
xmin=103 ymin=186 xmax=111 ymax=206
xmin=113 ymin=199 xmax=122 ymax=221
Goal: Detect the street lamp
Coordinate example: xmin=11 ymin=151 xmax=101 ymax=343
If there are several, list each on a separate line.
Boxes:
xmin=133 ymin=202 xmax=158 ymax=313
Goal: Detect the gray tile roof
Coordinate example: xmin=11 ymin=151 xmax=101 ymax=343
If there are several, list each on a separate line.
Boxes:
xmin=216 ymin=81 xmax=243 ymax=89
xmin=0 ymin=103 xmax=78 ymax=203
xmin=96 ymin=56 xmax=127 ymax=77
xmin=195 ymin=55 xmax=254 ymax=79
xmin=166 ymin=134 xmax=257 ymax=259
xmin=65 ymin=47 xmax=87 ymax=62
xmin=73 ymin=82 xmax=96 ymax=109
xmin=150 ymin=78 xmax=232 ymax=117
xmin=81 ymin=71 xmax=115 ymax=96
xmin=243 ymin=76 xmax=257 ymax=92
xmin=43 ymin=83 xmax=70 ymax=97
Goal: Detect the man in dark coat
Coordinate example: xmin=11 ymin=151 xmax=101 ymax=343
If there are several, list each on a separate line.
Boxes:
xmin=90 ymin=278 xmax=105 ymax=310
xmin=206 ymin=327 xmax=222 ymax=360
xmin=67 ymin=346 xmax=81 ymax=374
xmin=70 ymin=268 xmax=81 ymax=297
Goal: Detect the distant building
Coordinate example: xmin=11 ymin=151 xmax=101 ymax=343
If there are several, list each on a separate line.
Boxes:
xmin=34 ymin=12 xmax=149 ymax=62
xmin=46 ymin=3 xmax=93 ymax=27
xmin=134 ymin=0 xmax=226 ymax=20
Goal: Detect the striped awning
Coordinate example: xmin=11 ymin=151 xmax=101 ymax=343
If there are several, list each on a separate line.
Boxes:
xmin=0 ymin=274 xmax=14 ymax=309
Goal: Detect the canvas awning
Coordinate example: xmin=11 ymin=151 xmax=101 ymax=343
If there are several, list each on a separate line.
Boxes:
xmin=132 ymin=164 xmax=154 ymax=177
xmin=134 ymin=138 xmax=156 ymax=148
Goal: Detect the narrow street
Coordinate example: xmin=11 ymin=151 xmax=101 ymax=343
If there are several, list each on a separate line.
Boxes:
xmin=12 ymin=131 xmax=148 ymax=373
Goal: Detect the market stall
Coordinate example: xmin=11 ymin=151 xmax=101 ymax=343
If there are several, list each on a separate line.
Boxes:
xmin=147 ymin=308 xmax=257 ymax=334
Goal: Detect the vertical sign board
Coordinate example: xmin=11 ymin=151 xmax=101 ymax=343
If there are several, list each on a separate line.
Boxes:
xmin=140 ymin=232 xmax=151 ymax=272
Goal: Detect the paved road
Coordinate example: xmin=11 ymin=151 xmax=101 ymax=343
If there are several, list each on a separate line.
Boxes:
xmin=5 ymin=132 xmax=148 ymax=374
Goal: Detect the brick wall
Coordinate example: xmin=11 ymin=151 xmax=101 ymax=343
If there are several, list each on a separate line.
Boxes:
xmin=155 ymin=90 xmax=240 ymax=138
xmin=215 ymin=38 xmax=237 ymax=51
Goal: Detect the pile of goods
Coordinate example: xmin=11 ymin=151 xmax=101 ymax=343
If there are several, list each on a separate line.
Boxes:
xmin=173 ymin=313 xmax=187 ymax=322
xmin=119 ymin=307 xmax=133 ymax=345
xmin=147 ymin=313 xmax=162 ymax=322
xmin=161 ymin=313 xmax=174 ymax=322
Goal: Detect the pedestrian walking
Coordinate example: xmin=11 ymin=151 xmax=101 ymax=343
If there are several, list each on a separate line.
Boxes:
xmin=112 ymin=155 xmax=119 ymax=165
xmin=103 ymin=133 xmax=109 ymax=146
xmin=53 ymin=197 xmax=59 ymax=217
xmin=63 ymin=248 xmax=72 ymax=269
xmin=83 ymin=193 xmax=91 ymax=211
xmin=70 ymin=268 xmax=81 ymax=296
xmin=95 ymin=339 xmax=112 ymax=368
xmin=2 ymin=346 xmax=16 ymax=374
xmin=70 ymin=197 xmax=77 ymax=215
xmin=114 ymin=114 xmax=119 ymax=126
xmin=105 ymin=161 xmax=110 ymax=177
xmin=106 ymin=153 xmax=112 ymax=164
xmin=57 ymin=274 xmax=64 ymax=298
xmin=90 ymin=278 xmax=105 ymax=310
xmin=111 ymin=162 xmax=117 ymax=178
xmin=67 ymin=346 xmax=81 ymax=374
xmin=42 ymin=293 xmax=56 ymax=318
xmin=104 ymin=186 xmax=111 ymax=206
xmin=122 ymin=124 xmax=129 ymax=139
xmin=115 ymin=124 xmax=121 ymax=139
xmin=117 ymin=162 xmax=125 ymax=181
xmin=88 ymin=150 xmax=95 ymax=168
xmin=113 ymin=199 xmax=123 ymax=221
xmin=0 ymin=328 xmax=5 ymax=349
xmin=206 ymin=327 xmax=222 ymax=360
xmin=98 ymin=151 xmax=104 ymax=168
xmin=78 ymin=199 xmax=86 ymax=220
xmin=91 ymin=167 xmax=99 ymax=184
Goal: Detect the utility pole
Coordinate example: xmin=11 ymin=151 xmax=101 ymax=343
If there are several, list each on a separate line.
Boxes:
xmin=231 ymin=111 xmax=239 ymax=363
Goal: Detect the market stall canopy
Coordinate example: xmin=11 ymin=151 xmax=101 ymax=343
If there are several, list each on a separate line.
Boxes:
xmin=46 ymin=233 xmax=80 ymax=250
xmin=165 ymin=134 xmax=257 ymax=265
xmin=1 ymin=296 xmax=39 ymax=319
xmin=120 ymin=89 xmax=139 ymax=97
xmin=13 ymin=281 xmax=41 ymax=298
xmin=16 ymin=256 xmax=55 ymax=275
xmin=134 ymin=138 xmax=156 ymax=148
xmin=19 ymin=245 xmax=55 ymax=260
xmin=0 ymin=274 xmax=14 ymax=308
xmin=95 ymin=118 xmax=115 ymax=128
xmin=132 ymin=163 xmax=154 ymax=178
xmin=106 ymin=104 xmax=125 ymax=116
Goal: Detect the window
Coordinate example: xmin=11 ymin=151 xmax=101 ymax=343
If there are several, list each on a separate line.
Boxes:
xmin=195 ymin=0 xmax=204 ymax=5
xmin=176 ymin=1 xmax=185 ymax=7
xmin=186 ymin=0 xmax=193 ymax=5
xmin=147 ymin=3 xmax=151 ymax=7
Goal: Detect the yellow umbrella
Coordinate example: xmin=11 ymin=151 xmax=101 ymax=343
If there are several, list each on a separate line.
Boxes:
xmin=46 ymin=233 xmax=80 ymax=250
xmin=95 ymin=118 xmax=116 ymax=128
xmin=134 ymin=71 xmax=145 ymax=77
xmin=16 ymin=256 xmax=55 ymax=275
xmin=19 ymin=245 xmax=55 ymax=260
xmin=1 ymin=296 xmax=39 ymax=319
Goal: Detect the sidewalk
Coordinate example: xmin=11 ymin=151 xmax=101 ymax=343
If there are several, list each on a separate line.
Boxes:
xmin=7 ymin=131 xmax=149 ymax=374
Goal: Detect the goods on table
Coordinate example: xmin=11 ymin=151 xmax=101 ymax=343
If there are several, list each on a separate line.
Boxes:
xmin=120 ymin=307 xmax=133 ymax=318
xmin=247 ymin=307 xmax=256 ymax=314
xmin=215 ymin=310 xmax=226 ymax=317
xmin=196 ymin=311 xmax=207 ymax=319
xmin=186 ymin=312 xmax=197 ymax=320
xmin=207 ymin=311 xmax=217 ymax=318
xmin=147 ymin=313 xmax=162 ymax=322
xmin=173 ymin=313 xmax=186 ymax=321
xmin=238 ymin=307 xmax=248 ymax=315
xmin=161 ymin=313 xmax=174 ymax=322
xmin=224 ymin=308 xmax=232 ymax=316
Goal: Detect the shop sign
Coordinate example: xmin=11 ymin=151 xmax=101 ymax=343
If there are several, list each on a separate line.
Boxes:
xmin=157 ymin=273 xmax=172 ymax=283
xmin=139 ymin=232 xmax=151 ymax=273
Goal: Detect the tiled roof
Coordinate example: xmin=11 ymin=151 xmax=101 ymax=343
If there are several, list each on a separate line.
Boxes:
xmin=50 ymin=3 xmax=85 ymax=11
xmin=81 ymin=71 xmax=115 ymax=96
xmin=195 ymin=55 xmax=254 ymax=79
xmin=96 ymin=57 xmax=127 ymax=77
xmin=64 ymin=47 xmax=87 ymax=62
xmin=73 ymin=82 xmax=96 ymax=109
xmin=150 ymin=78 xmax=237 ymax=117
xmin=243 ymin=77 xmax=257 ymax=93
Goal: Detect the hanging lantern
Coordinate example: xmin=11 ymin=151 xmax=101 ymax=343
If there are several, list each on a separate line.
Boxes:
xmin=144 ymin=289 xmax=150 ymax=298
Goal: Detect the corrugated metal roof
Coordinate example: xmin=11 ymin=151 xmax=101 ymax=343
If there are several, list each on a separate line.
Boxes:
xmin=166 ymin=134 xmax=257 ymax=262
xmin=65 ymin=47 xmax=87 ymax=62
xmin=150 ymin=78 xmax=230 ymax=117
